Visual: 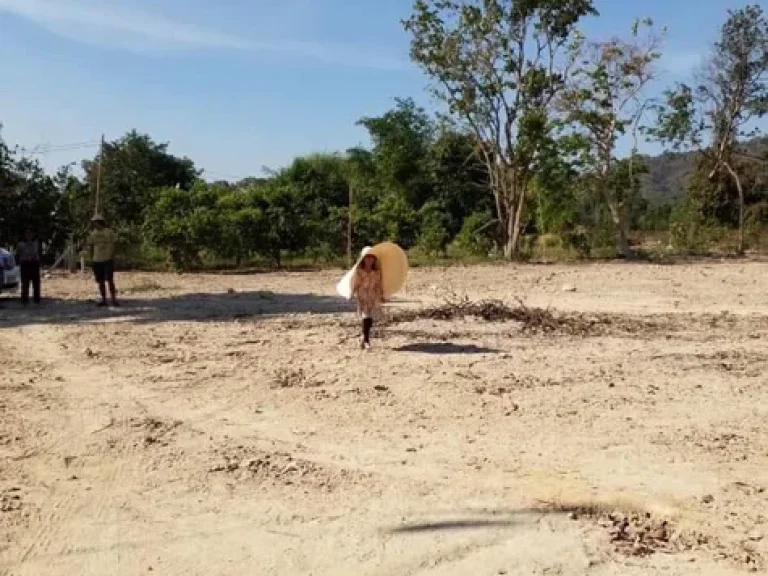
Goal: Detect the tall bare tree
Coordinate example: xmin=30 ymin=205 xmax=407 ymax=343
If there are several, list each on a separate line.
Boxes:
xmin=652 ymin=5 xmax=768 ymax=253
xmin=558 ymin=19 xmax=663 ymax=257
xmin=403 ymin=0 xmax=596 ymax=258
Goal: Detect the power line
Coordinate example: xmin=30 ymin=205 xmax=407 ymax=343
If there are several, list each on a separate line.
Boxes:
xmin=17 ymin=141 xmax=265 ymax=183
xmin=19 ymin=140 xmax=100 ymax=155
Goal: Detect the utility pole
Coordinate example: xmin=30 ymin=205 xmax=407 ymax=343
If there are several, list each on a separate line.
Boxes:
xmin=94 ymin=133 xmax=104 ymax=214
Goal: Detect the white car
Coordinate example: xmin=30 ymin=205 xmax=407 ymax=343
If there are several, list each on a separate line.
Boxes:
xmin=0 ymin=248 xmax=20 ymax=293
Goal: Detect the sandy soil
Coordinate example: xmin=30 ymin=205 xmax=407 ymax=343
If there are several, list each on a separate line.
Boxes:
xmin=1 ymin=261 xmax=767 ymax=575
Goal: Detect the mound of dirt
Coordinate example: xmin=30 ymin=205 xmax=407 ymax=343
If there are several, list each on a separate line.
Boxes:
xmin=130 ymin=417 xmax=182 ymax=447
xmin=0 ymin=487 xmax=29 ymax=544
xmin=208 ymin=447 xmax=362 ymax=491
xmin=271 ymin=368 xmax=323 ymax=389
xmin=1 ymin=489 xmax=22 ymax=514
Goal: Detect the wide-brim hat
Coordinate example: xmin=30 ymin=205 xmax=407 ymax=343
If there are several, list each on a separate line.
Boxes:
xmin=91 ymin=213 xmax=105 ymax=222
xmin=336 ymin=242 xmax=408 ymax=300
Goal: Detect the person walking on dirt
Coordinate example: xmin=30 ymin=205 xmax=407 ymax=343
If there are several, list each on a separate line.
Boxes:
xmin=16 ymin=228 xmax=42 ymax=306
xmin=84 ymin=214 xmax=119 ymax=307
xmin=352 ymin=253 xmax=384 ymax=350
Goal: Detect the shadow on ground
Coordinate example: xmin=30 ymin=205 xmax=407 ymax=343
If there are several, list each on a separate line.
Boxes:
xmin=0 ymin=290 xmax=355 ymax=328
xmin=384 ymin=507 xmax=566 ymax=535
xmin=394 ymin=342 xmax=499 ymax=355
xmin=388 ymin=519 xmax=518 ymax=533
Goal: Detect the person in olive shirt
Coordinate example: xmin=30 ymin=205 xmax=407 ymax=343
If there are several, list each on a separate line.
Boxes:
xmin=84 ymin=214 xmax=119 ymax=307
xmin=16 ymin=228 xmax=42 ymax=306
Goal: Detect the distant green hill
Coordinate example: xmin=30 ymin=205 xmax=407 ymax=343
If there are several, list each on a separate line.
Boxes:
xmin=639 ymin=137 xmax=768 ymax=205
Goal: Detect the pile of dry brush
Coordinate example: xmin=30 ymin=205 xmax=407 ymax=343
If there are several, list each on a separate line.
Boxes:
xmin=388 ymin=297 xmax=657 ymax=337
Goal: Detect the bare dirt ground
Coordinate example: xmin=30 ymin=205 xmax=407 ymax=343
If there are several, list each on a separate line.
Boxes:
xmin=1 ymin=261 xmax=767 ymax=575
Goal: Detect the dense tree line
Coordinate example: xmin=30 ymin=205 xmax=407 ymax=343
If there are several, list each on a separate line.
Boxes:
xmin=0 ymin=2 xmax=766 ymax=269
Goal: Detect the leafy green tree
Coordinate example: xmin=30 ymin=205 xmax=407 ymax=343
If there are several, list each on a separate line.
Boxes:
xmin=531 ymin=135 xmax=582 ymax=238
xmin=81 ymin=130 xmax=199 ymax=233
xmin=47 ymin=164 xmax=83 ymax=258
xmin=345 ymin=146 xmax=381 ymax=251
xmin=651 ymin=4 xmax=768 ymax=253
xmin=357 ymin=98 xmax=435 ymax=208
xmin=0 ymin=127 xmax=14 ymax=208
xmin=371 ymin=193 xmax=420 ymax=247
xmin=0 ymin=128 xmax=71 ymax=258
xmin=226 ymin=191 xmax=267 ymax=264
xmin=608 ymin=157 xmax=651 ymax=232
xmin=345 ymin=144 xmax=421 ymax=250
xmin=143 ymin=182 xmax=217 ymax=269
xmin=144 ymin=187 xmax=199 ymax=269
xmin=426 ymin=125 xmax=492 ymax=238
xmin=353 ymin=101 xmax=496 ymax=253
xmin=403 ymin=0 xmax=596 ymax=258
xmin=273 ymin=153 xmax=350 ymax=257
xmin=256 ymin=182 xmax=310 ymax=267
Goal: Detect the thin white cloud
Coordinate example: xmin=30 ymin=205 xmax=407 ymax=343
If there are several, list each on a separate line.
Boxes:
xmin=0 ymin=0 xmax=411 ymax=71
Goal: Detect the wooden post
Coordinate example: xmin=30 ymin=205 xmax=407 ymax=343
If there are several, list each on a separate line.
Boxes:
xmin=347 ymin=182 xmax=353 ymax=267
xmin=48 ymin=236 xmax=73 ymax=272
xmin=69 ymin=242 xmax=76 ymax=273
xmin=95 ymin=133 xmax=104 ymax=214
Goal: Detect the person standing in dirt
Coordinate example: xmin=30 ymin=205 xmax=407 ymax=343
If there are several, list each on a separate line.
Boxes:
xmin=16 ymin=228 xmax=42 ymax=306
xmin=352 ymin=253 xmax=384 ymax=350
xmin=0 ymin=249 xmax=5 ymax=308
xmin=84 ymin=214 xmax=119 ymax=307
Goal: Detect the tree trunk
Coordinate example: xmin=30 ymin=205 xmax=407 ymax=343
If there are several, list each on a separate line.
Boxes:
xmin=491 ymin=188 xmax=510 ymax=258
xmin=597 ymin=153 xmax=632 ymax=259
xmin=738 ymin=184 xmax=745 ymax=254
xmin=723 ymin=161 xmax=745 ymax=254
xmin=608 ymin=202 xmax=632 ymax=258
xmin=498 ymin=180 xmax=526 ymax=259
xmin=502 ymin=227 xmax=512 ymax=257
xmin=502 ymin=204 xmax=525 ymax=259
xmin=502 ymin=215 xmax=514 ymax=258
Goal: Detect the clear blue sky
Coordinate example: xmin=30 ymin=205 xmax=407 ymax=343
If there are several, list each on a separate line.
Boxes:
xmin=0 ymin=0 xmax=755 ymax=180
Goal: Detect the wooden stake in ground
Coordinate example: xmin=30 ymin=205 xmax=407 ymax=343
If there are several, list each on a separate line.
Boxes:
xmin=95 ymin=133 xmax=104 ymax=215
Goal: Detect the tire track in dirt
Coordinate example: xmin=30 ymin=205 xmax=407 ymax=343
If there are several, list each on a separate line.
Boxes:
xmin=4 ymin=263 xmax=768 ymax=575
xmin=0 ymin=327 xmax=160 ymax=575
xmin=0 ymin=322 xmax=383 ymax=575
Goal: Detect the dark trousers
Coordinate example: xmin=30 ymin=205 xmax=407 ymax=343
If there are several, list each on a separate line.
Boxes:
xmin=20 ymin=261 xmax=41 ymax=304
xmin=362 ymin=317 xmax=373 ymax=343
xmin=92 ymin=259 xmax=117 ymax=304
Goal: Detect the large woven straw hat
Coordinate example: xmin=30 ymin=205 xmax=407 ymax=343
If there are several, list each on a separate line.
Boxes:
xmin=336 ymin=242 xmax=408 ymax=300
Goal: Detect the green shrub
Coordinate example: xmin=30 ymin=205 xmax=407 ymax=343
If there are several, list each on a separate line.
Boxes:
xmin=668 ymin=197 xmax=725 ymax=254
xmin=452 ymin=212 xmax=495 ymax=256
xmin=417 ymin=202 xmax=450 ymax=255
